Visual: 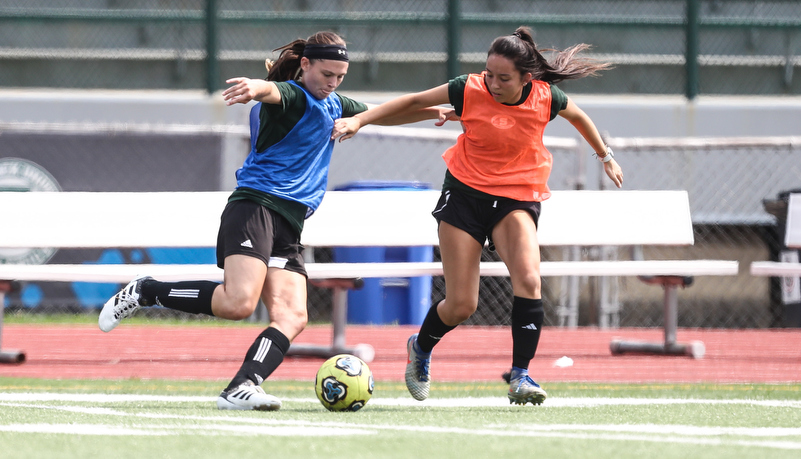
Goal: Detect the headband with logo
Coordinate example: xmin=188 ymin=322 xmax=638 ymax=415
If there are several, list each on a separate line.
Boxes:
xmin=303 ymin=44 xmax=349 ymax=62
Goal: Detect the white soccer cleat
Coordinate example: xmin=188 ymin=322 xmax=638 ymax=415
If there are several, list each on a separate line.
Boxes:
xmin=98 ymin=275 xmax=152 ymax=333
xmin=216 ymin=381 xmax=282 ymax=411
xmin=405 ymin=334 xmax=431 ymax=401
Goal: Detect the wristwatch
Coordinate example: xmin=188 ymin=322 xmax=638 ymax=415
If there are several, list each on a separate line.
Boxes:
xmin=596 ymin=146 xmax=614 ymax=163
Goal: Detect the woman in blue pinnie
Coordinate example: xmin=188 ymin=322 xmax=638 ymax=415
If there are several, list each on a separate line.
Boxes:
xmin=99 ymin=31 xmax=450 ymax=411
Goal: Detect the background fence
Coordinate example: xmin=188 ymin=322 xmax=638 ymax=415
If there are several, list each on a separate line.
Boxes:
xmin=1 ymin=123 xmax=799 ymax=329
xmin=1 ymin=1 xmax=800 ymax=329
xmin=1 ymin=0 xmax=800 ymax=96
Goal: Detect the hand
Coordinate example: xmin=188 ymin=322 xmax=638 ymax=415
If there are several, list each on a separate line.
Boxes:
xmin=434 ymin=107 xmax=460 ymax=126
xmin=222 ymin=77 xmax=262 ymax=106
xmin=332 ymin=117 xmax=363 ymax=142
xmin=604 ymin=159 xmax=623 ymax=188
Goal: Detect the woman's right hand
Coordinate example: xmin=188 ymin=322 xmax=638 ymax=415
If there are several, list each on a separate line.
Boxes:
xmin=434 ymin=107 xmax=460 ymax=126
xmin=222 ymin=78 xmax=276 ymax=105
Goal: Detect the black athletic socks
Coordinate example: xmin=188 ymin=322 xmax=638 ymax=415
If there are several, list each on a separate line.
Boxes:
xmin=226 ymin=327 xmax=290 ymax=390
xmin=511 ymin=296 xmax=544 ymax=370
xmin=141 ymin=279 xmax=217 ymax=316
xmin=415 ymin=301 xmax=457 ymax=354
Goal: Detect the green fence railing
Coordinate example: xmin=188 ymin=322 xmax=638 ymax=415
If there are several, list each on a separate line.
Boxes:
xmin=1 ymin=0 xmax=799 ymax=97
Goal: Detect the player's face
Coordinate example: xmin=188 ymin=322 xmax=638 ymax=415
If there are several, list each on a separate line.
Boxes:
xmin=300 ymin=58 xmax=348 ymax=100
xmin=484 ymin=54 xmax=532 ymax=105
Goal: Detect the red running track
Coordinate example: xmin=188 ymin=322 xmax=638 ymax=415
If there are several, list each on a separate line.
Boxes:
xmin=1 ymin=324 xmax=800 ymax=384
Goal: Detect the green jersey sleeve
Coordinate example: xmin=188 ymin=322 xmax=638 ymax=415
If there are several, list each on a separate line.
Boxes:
xmin=447 ymin=74 xmax=469 ymax=117
xmin=337 ymin=94 xmax=369 ymax=117
xmin=549 ymin=84 xmax=568 ymax=121
xmin=255 ymin=81 xmax=305 ymax=152
xmin=447 ymin=74 xmax=567 ymax=121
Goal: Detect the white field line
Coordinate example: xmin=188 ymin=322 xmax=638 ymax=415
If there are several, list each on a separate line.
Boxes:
xmin=2 ymin=393 xmax=801 ymax=408
xmin=3 ymin=400 xmax=801 ymax=439
xmin=1 ymin=393 xmax=801 ymax=449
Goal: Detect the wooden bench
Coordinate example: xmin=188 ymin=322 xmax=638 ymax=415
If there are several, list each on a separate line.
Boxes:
xmin=0 ymin=189 xmax=738 ymax=363
xmin=750 ymin=193 xmax=801 ymax=317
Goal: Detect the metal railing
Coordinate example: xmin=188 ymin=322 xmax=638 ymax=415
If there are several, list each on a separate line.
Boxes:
xmin=1 ymin=1 xmax=800 ymax=96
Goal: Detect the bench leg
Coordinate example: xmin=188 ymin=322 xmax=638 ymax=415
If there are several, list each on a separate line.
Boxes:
xmin=0 ymin=286 xmax=27 ymax=365
xmin=286 ymin=281 xmax=375 ymax=363
xmin=609 ymin=278 xmax=705 ymax=359
xmin=556 ymin=246 xmax=581 ymax=328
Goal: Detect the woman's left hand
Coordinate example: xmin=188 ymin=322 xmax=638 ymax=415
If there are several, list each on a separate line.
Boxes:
xmin=604 ymin=159 xmax=623 ymax=188
xmin=332 ymin=117 xmax=363 ymax=142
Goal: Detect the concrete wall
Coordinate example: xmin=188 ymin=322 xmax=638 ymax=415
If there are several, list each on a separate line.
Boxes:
xmin=4 ymin=89 xmax=799 ymax=138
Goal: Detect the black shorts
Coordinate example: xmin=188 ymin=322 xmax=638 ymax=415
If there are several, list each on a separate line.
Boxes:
xmin=216 ymin=199 xmax=307 ymax=277
xmin=431 ymin=188 xmax=541 ymax=249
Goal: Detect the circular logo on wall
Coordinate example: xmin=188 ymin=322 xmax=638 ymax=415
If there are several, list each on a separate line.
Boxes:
xmin=0 ymin=158 xmax=62 ymax=265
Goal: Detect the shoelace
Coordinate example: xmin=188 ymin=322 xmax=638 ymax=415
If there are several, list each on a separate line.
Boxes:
xmin=513 ymin=375 xmax=540 ymax=391
xmin=414 ymin=355 xmax=431 ymax=382
xmin=239 ymin=385 xmax=266 ymax=395
xmin=113 ymin=290 xmax=140 ymax=320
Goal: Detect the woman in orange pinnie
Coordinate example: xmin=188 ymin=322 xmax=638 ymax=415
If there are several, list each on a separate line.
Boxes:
xmin=333 ymin=26 xmax=623 ymax=405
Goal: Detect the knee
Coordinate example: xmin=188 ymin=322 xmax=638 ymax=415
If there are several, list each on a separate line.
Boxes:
xmin=441 ymin=297 xmax=478 ymax=325
xmin=514 ymin=271 xmax=541 ymax=298
xmin=225 ymin=301 xmax=259 ymax=321
xmin=271 ymin=304 xmax=308 ymax=340
xmin=216 ymin=292 xmax=259 ymax=321
xmin=293 ymin=308 xmax=309 ymax=330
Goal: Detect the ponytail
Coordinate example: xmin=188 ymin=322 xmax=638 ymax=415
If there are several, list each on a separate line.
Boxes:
xmin=266 ymin=31 xmax=347 ymax=82
xmin=489 ymin=26 xmax=611 ymax=84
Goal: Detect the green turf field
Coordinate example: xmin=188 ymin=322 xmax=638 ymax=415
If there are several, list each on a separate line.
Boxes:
xmin=1 ymin=378 xmax=799 ymax=458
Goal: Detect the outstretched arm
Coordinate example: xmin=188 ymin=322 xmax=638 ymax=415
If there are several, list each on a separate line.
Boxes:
xmin=559 ymin=97 xmax=623 ymax=188
xmin=222 ymin=78 xmax=282 ymax=106
xmin=332 ymin=84 xmax=452 ymax=141
xmin=372 ymin=104 xmax=459 ymax=127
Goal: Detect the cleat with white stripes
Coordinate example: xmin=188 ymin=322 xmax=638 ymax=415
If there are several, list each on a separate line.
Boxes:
xmin=98 ymin=275 xmax=153 ymax=333
xmin=216 ymin=380 xmax=282 ymax=411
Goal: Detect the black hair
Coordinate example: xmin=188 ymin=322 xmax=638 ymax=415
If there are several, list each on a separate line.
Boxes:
xmin=488 ymin=26 xmax=611 ymax=84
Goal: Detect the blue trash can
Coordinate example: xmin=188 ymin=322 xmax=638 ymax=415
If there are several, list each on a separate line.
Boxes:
xmin=333 ymin=181 xmax=434 ymax=325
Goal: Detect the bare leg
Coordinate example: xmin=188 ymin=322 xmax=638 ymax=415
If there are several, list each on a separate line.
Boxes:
xmin=216 ymin=262 xmax=308 ymax=411
xmin=436 ymin=221 xmax=483 ymax=325
xmin=261 ymin=267 xmax=308 ymax=341
xmin=211 ymin=254 xmax=268 ymax=320
xmin=491 ymin=210 xmax=541 ymax=299
xmin=491 ymin=210 xmax=547 ymax=405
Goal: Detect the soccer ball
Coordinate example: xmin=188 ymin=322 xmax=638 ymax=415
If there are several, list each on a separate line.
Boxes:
xmin=314 ymin=354 xmax=374 ymax=411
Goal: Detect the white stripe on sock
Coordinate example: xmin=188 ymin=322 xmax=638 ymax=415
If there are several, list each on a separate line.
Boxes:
xmin=168 ymin=289 xmax=200 ymax=298
xmin=253 ymin=337 xmax=272 ymax=363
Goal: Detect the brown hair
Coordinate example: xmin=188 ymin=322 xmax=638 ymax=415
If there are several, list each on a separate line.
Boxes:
xmin=488 ymin=26 xmax=611 ymax=84
xmin=265 ymin=31 xmax=347 ymax=82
